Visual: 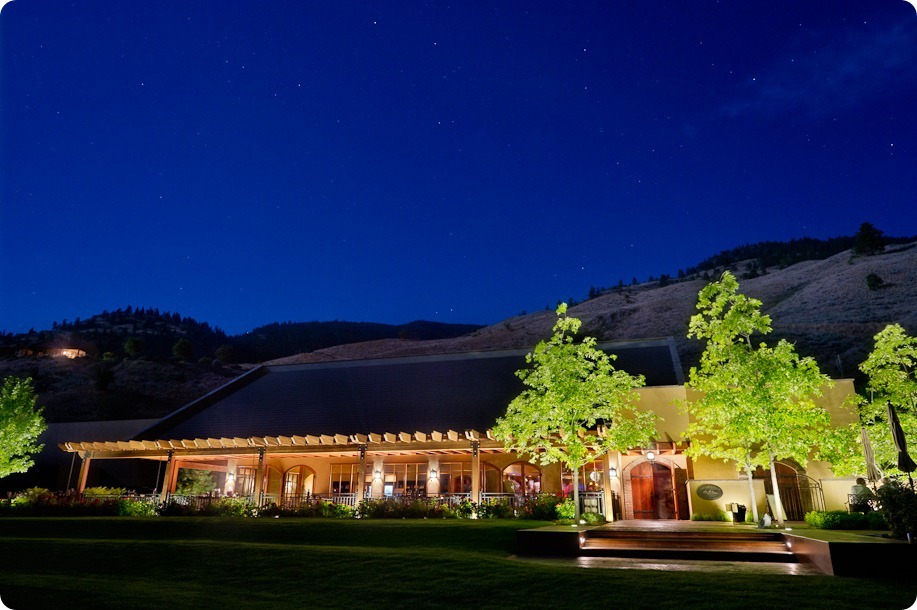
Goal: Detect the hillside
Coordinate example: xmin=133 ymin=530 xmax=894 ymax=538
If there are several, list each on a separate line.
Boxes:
xmin=270 ymin=243 xmax=917 ymax=385
xmin=3 ymin=240 xmax=914 ymax=423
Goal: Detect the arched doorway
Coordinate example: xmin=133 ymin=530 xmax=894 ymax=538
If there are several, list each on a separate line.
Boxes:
xmin=753 ymin=462 xmax=823 ymax=520
xmin=630 ymin=461 xmax=676 ymax=519
xmin=502 ymin=462 xmax=541 ymax=495
xmin=281 ymin=465 xmax=315 ymax=506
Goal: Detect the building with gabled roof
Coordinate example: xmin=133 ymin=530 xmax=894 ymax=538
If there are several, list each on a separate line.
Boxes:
xmin=58 ymin=338 xmax=858 ymax=521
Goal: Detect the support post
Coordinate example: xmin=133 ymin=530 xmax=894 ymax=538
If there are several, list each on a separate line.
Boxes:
xmin=77 ymin=452 xmax=92 ymax=494
xmin=253 ymin=448 xmax=266 ymax=506
xmin=159 ymin=451 xmax=174 ymax=504
xmin=471 ymin=441 xmax=481 ymax=504
xmin=602 ymin=451 xmax=615 ymax=522
xmin=356 ymin=444 xmax=367 ymax=501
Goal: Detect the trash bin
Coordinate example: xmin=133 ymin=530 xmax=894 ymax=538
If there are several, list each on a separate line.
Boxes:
xmin=732 ymin=504 xmax=747 ymax=523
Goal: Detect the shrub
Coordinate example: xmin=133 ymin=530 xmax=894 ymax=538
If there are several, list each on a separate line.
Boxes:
xmin=476 ymin=498 xmax=515 ymax=519
xmin=119 ymin=498 xmax=158 ymax=517
xmin=876 ymin=480 xmax=917 ymax=540
xmin=866 ymin=273 xmax=884 ymax=291
xmin=8 ymin=489 xmax=122 ymax=517
xmin=555 ymin=498 xmax=575 ymax=521
xmin=355 ymin=498 xmax=450 ymax=519
xmin=691 ymin=512 xmax=730 ymax=521
xmin=518 ymin=493 xmax=561 ymax=520
xmin=452 ymin=499 xmax=475 ymax=519
xmin=215 ymin=497 xmax=251 ymax=517
xmin=83 ymin=486 xmax=126 ymax=497
xmin=866 ymin=510 xmax=888 ymax=530
xmin=582 ymin=511 xmax=605 ymax=525
xmin=804 ymin=510 xmax=867 ymax=529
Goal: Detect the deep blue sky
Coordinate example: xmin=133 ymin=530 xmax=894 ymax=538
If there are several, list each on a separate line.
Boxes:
xmin=2 ymin=1 xmax=916 ymax=335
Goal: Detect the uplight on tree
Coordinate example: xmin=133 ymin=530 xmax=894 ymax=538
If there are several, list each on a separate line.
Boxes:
xmin=682 ymin=272 xmax=833 ymax=525
xmin=857 ymin=324 xmax=917 ymax=474
xmin=493 ymin=303 xmax=656 ymax=522
xmin=0 ymin=376 xmax=47 ymax=479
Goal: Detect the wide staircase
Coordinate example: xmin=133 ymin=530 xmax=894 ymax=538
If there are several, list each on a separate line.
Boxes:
xmin=581 ymin=527 xmax=796 ymax=564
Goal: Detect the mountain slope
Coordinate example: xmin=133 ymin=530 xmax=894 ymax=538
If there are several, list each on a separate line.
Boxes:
xmin=271 ymin=243 xmax=917 ymax=383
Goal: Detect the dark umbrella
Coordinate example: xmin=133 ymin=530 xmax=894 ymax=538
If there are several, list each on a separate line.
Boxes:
xmin=860 ymin=427 xmax=882 ymax=484
xmin=887 ymin=403 xmax=916 ymax=487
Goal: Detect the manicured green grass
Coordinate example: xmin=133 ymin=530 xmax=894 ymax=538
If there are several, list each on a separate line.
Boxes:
xmin=0 ymin=518 xmax=914 ymax=609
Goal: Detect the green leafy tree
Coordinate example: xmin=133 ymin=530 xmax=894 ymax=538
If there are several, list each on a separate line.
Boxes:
xmin=172 ymin=338 xmax=194 ymax=361
xmin=683 ymin=272 xmax=833 ymax=524
xmin=853 ymin=221 xmax=886 ymax=256
xmin=0 ymin=376 xmax=47 ymax=479
xmin=175 ymin=468 xmax=215 ymax=495
xmin=857 ymin=324 xmax=917 ymax=475
xmin=493 ymin=303 xmax=657 ymax=522
xmin=866 ymin=273 xmax=884 ymax=291
xmin=215 ymin=344 xmax=235 ymax=364
xmin=123 ymin=336 xmax=144 ymax=359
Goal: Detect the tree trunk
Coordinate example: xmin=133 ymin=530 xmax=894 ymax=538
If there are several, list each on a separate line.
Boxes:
xmin=768 ymin=453 xmax=785 ymax=526
xmin=573 ymin=467 xmax=581 ymax=523
xmin=745 ymin=461 xmax=759 ymax=523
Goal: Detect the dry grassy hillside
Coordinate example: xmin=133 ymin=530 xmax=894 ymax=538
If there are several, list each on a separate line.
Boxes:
xmin=272 ymin=243 xmax=917 ymax=382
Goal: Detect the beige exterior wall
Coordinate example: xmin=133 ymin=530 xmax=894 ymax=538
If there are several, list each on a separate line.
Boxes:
xmin=687 ymin=478 xmax=767 ymax=521
xmin=635 ymin=385 xmax=689 ymax=439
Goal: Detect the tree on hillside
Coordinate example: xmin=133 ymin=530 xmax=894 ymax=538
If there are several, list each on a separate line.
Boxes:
xmin=0 ymin=376 xmax=47 ymax=479
xmin=683 ymin=272 xmax=833 ymax=525
xmin=854 ymin=222 xmax=886 ymax=256
xmin=858 ymin=324 xmax=917 ymax=474
xmin=172 ymin=338 xmax=193 ymax=362
xmin=493 ymin=303 xmax=657 ymax=522
xmin=123 ymin=337 xmax=144 ymax=359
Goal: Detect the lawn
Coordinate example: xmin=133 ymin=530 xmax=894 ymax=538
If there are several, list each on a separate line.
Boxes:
xmin=0 ymin=518 xmax=915 ymax=610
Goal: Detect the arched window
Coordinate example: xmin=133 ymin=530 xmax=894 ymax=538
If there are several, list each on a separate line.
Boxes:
xmin=562 ymin=460 xmax=604 ymax=495
xmin=502 ymin=462 xmax=541 ymax=495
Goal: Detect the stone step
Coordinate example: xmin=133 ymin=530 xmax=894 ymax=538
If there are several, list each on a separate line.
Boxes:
xmin=581 ymin=533 xmax=795 ymax=563
xmin=579 ymin=543 xmax=797 ymax=563
xmin=586 ymin=529 xmax=784 ymax=542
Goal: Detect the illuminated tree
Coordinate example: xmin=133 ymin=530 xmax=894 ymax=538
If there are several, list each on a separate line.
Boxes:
xmin=684 ymin=272 xmax=833 ymax=524
xmin=858 ymin=324 xmax=917 ymax=474
xmin=175 ymin=468 xmax=215 ymax=495
xmin=0 ymin=376 xmax=47 ymax=479
xmin=493 ymin=304 xmax=656 ymax=522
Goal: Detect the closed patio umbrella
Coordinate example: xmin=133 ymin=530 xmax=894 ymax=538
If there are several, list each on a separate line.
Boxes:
xmin=860 ymin=427 xmax=882 ymax=484
xmin=887 ymin=403 xmax=916 ymax=486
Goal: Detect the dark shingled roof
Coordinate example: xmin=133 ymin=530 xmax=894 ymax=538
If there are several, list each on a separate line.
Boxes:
xmin=135 ymin=338 xmax=683 ymax=441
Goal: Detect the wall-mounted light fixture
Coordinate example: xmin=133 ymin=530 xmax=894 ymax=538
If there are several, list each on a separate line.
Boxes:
xmin=609 ymin=467 xmax=618 ymax=479
xmin=374 ymin=469 xmax=382 ymax=481
xmin=589 ymin=471 xmax=602 ymax=483
xmin=429 ymin=469 xmax=437 ymax=479
xmin=646 ymin=450 xmax=656 ymax=462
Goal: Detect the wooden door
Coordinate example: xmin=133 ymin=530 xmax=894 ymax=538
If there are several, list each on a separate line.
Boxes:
xmin=630 ymin=461 xmax=656 ymax=519
xmin=631 ymin=462 xmax=677 ymax=519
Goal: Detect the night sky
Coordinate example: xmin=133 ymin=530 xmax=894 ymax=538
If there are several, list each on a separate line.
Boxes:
xmin=2 ymin=1 xmax=916 ymax=335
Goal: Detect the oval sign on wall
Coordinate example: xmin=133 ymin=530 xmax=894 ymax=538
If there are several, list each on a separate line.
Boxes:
xmin=696 ymin=484 xmax=724 ymax=500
